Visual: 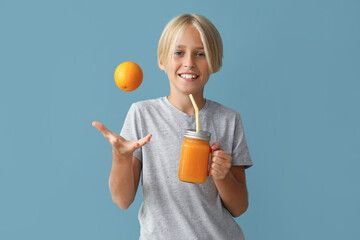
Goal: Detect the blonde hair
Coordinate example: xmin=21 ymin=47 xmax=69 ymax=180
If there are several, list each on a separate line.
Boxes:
xmin=158 ymin=14 xmax=223 ymax=73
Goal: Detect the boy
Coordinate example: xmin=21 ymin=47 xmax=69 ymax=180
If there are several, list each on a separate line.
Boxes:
xmin=93 ymin=13 xmax=253 ymax=240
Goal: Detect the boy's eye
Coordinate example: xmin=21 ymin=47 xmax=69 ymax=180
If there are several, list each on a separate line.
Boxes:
xmin=174 ymin=51 xmax=183 ymax=56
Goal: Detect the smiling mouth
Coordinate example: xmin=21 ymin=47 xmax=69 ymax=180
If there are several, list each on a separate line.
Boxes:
xmin=178 ymin=73 xmax=199 ymax=81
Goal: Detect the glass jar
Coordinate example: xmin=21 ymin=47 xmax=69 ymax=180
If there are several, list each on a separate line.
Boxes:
xmin=178 ymin=130 xmax=211 ymax=184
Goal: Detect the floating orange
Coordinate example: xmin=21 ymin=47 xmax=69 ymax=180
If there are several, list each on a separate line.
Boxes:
xmin=114 ymin=61 xmax=143 ymax=92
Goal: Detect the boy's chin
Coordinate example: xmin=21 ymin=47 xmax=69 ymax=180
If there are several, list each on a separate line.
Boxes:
xmin=183 ymin=88 xmax=204 ymax=96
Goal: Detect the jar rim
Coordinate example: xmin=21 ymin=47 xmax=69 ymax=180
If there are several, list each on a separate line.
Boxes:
xmin=184 ymin=129 xmax=211 ymax=140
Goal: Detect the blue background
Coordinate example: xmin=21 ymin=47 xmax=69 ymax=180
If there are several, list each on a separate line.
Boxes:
xmin=1 ymin=0 xmax=359 ymax=239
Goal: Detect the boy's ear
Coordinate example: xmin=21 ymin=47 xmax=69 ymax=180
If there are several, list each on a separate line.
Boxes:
xmin=158 ymin=59 xmax=165 ymax=71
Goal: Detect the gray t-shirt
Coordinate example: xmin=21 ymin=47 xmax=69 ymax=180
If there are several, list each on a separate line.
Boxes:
xmin=120 ymin=97 xmax=253 ymax=240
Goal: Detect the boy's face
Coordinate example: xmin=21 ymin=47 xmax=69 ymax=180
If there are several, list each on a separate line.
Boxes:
xmin=160 ymin=25 xmax=210 ymax=96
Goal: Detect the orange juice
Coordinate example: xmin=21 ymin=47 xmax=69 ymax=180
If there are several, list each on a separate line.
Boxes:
xmin=178 ymin=130 xmax=211 ymax=184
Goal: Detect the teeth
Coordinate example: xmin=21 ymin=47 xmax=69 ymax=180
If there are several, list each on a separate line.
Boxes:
xmin=180 ymin=74 xmax=197 ymax=79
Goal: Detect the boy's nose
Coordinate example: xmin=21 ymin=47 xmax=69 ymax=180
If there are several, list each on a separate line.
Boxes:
xmin=184 ymin=55 xmax=195 ymax=68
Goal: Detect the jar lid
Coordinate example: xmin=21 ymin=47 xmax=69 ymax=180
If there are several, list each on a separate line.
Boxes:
xmin=184 ymin=129 xmax=211 ymax=140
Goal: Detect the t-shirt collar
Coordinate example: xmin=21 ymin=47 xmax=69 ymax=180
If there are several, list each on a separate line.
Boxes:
xmin=162 ymin=96 xmax=209 ymax=117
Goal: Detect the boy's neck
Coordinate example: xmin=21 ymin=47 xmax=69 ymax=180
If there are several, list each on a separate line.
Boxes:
xmin=167 ymin=91 xmax=206 ymax=115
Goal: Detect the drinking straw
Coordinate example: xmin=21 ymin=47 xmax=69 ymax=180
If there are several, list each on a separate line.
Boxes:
xmin=189 ymin=94 xmax=200 ymax=132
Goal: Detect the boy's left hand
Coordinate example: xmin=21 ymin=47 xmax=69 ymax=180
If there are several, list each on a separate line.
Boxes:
xmin=209 ymin=142 xmax=232 ymax=180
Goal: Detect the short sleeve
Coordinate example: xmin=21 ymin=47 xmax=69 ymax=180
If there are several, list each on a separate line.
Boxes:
xmin=120 ymin=104 xmax=143 ymax=162
xmin=231 ymin=113 xmax=253 ymax=168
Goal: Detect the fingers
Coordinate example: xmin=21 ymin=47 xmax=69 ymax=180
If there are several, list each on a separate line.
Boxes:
xmin=211 ymin=142 xmax=222 ymax=151
xmin=209 ymin=165 xmax=224 ymax=178
xmin=131 ymin=134 xmax=152 ymax=151
xmin=137 ymin=134 xmax=152 ymax=147
xmin=92 ymin=121 xmax=111 ymax=136
xmin=211 ymin=157 xmax=232 ymax=171
xmin=209 ymin=160 xmax=230 ymax=180
xmin=211 ymin=150 xmax=229 ymax=158
xmin=209 ymin=148 xmax=232 ymax=180
xmin=93 ymin=121 xmax=152 ymax=155
xmin=92 ymin=121 xmax=124 ymax=147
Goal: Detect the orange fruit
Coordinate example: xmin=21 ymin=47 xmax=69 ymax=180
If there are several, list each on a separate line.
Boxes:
xmin=114 ymin=61 xmax=143 ymax=92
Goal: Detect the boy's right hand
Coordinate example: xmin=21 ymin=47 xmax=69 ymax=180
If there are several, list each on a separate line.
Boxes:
xmin=92 ymin=121 xmax=152 ymax=157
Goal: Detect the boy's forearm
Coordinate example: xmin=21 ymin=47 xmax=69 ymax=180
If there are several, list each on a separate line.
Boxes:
xmin=108 ymin=150 xmax=136 ymax=209
xmin=213 ymin=172 xmax=249 ymax=217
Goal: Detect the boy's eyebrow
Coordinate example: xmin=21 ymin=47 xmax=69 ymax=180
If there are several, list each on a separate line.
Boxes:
xmin=176 ymin=45 xmax=204 ymax=50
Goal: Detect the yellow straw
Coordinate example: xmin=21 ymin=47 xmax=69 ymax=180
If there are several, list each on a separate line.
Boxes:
xmin=189 ymin=94 xmax=200 ymax=132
